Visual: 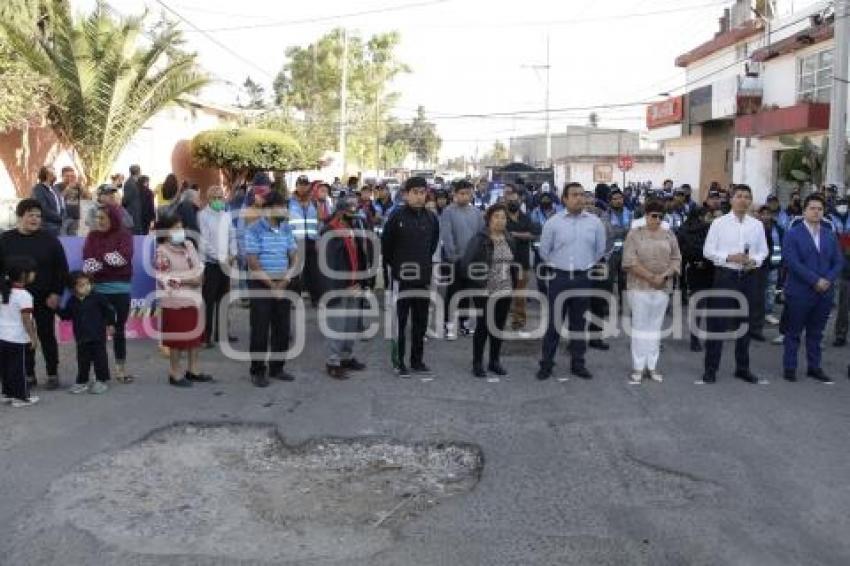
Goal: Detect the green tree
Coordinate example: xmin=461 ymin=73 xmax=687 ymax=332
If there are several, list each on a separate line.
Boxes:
xmin=0 ymin=0 xmax=209 ymax=186
xmin=0 ymin=0 xmax=48 ymax=131
xmin=191 ymin=128 xmax=304 ymax=185
xmin=385 ymin=106 xmax=441 ymax=166
xmin=254 ymin=110 xmax=323 ymax=169
xmin=241 ymin=76 xmax=266 ymax=109
xmin=273 ymin=29 xmax=409 ymax=169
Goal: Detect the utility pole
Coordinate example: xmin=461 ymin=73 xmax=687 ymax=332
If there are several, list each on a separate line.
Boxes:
xmin=339 ymin=28 xmax=348 ymax=180
xmin=826 ymin=0 xmax=849 ymax=191
xmin=522 ymin=35 xmax=552 ymax=166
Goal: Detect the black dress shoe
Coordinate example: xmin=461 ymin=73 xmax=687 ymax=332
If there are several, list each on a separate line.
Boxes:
xmin=536 ymin=365 xmax=553 ymax=381
xmin=341 ymin=358 xmax=367 ymax=371
xmin=251 ymin=373 xmax=269 ymax=387
xmin=411 ymin=363 xmax=433 ymax=375
xmin=783 ymin=369 xmax=797 ymax=382
xmin=472 ymin=364 xmax=487 ymax=378
xmin=487 ymin=362 xmax=508 ymax=376
xmin=269 ymin=368 xmax=295 ymax=382
xmin=185 ymin=371 xmax=213 ymax=383
xmin=571 ymin=366 xmax=593 ymax=379
xmin=588 ymin=339 xmax=610 ymax=351
xmin=807 ymin=368 xmax=834 ymax=384
xmin=749 ymin=332 xmax=766 ymax=342
xmin=702 ymin=372 xmax=716 ymax=383
xmin=397 ymin=365 xmax=412 ymax=379
xmin=734 ymin=369 xmax=760 ymax=384
xmin=169 ymin=376 xmax=193 ymax=388
xmin=834 ymin=338 xmax=847 ymax=347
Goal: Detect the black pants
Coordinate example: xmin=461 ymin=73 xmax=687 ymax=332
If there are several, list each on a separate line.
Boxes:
xmin=249 ymin=286 xmax=291 ymax=375
xmin=25 ymin=300 xmax=58 ymax=378
xmin=444 ymin=265 xmax=471 ymax=327
xmin=76 ymin=341 xmax=110 ymax=384
xmin=103 ymin=293 xmax=130 ymax=361
xmin=202 ymin=263 xmax=230 ymax=343
xmin=303 ymin=239 xmax=321 ymax=306
xmin=396 ymin=291 xmax=430 ymax=367
xmin=749 ymin=264 xmax=770 ymax=336
xmin=705 ymin=268 xmax=758 ymax=373
xmin=540 ymin=270 xmax=590 ymax=369
xmin=473 ymin=295 xmax=511 ymax=366
xmin=0 ymin=340 xmax=29 ymax=400
xmin=588 ymin=264 xmax=614 ymax=334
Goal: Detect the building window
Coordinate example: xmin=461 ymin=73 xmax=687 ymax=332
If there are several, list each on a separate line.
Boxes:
xmin=797 ymin=49 xmax=833 ymax=103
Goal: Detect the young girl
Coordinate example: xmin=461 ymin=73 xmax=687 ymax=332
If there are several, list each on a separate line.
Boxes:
xmin=0 ymin=258 xmax=40 ymax=407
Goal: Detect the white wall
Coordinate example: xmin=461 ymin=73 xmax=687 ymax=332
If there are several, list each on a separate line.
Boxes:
xmin=661 ymin=132 xmax=702 ymax=186
xmin=111 ymin=105 xmax=234 ymax=186
xmin=566 ymin=160 xmax=665 ymax=190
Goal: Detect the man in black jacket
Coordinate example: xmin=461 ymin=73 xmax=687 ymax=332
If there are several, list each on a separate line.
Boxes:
xmin=0 ymin=199 xmax=69 ymax=389
xmin=381 ymin=177 xmax=440 ymax=378
xmin=320 ymin=197 xmax=370 ymax=380
xmin=121 ymin=164 xmax=144 ymax=235
xmin=31 ymin=165 xmax=64 ymax=236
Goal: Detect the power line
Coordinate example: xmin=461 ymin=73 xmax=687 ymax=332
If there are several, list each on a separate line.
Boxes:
xmin=184 ymin=0 xmax=451 ymax=33
xmin=152 ymin=0 xmax=277 ymax=79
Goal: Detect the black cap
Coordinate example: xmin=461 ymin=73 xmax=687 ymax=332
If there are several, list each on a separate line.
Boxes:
xmin=707 ymin=190 xmax=721 ymax=198
xmin=97 ymin=184 xmax=117 ymax=197
xmin=766 ymin=194 xmax=779 ymax=201
xmin=296 ymin=175 xmax=310 ymax=186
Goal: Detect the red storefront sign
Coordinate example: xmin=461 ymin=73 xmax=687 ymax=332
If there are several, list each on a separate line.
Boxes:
xmin=618 ymin=155 xmax=634 ymax=172
xmin=646 ymin=96 xmax=684 ymax=129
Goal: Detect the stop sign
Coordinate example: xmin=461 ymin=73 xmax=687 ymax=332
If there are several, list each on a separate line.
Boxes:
xmin=618 ymin=155 xmax=634 ymax=172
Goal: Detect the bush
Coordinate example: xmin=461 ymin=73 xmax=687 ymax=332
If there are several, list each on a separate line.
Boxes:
xmin=191 ymin=128 xmax=305 ymax=179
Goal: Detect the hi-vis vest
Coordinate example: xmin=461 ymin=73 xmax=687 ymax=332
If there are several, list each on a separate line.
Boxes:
xmin=770 ymin=225 xmax=783 ymax=267
xmin=288 ymin=197 xmax=319 ymax=241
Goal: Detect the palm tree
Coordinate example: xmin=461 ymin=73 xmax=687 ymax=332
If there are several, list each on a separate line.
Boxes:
xmin=0 ymin=0 xmax=209 ymax=186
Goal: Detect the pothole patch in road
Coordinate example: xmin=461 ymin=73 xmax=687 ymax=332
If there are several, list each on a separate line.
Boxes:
xmin=47 ymin=423 xmax=483 ymax=563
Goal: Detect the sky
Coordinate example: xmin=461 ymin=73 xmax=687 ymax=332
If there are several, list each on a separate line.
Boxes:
xmin=79 ymin=0 xmax=822 ymax=159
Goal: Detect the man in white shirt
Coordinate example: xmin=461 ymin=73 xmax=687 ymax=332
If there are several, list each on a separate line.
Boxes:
xmin=199 ymin=185 xmax=237 ymax=347
xmin=701 ymin=185 xmax=769 ymax=384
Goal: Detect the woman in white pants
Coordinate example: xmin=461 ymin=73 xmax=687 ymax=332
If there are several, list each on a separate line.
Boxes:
xmin=622 ymin=199 xmax=681 ymax=383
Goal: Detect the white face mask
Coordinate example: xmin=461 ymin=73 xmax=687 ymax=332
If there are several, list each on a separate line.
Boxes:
xmin=837 ymin=205 xmax=848 ymax=215
xmin=170 ymin=229 xmax=186 ymax=245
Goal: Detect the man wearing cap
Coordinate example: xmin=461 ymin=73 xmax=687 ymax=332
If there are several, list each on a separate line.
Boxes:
xmin=608 ymin=188 xmax=633 ymax=306
xmin=504 ymin=184 xmax=540 ymax=331
xmin=85 ymin=184 xmax=134 ymax=232
xmin=245 ymin=191 xmax=300 ymax=387
xmin=122 ymin=165 xmax=144 ymax=235
xmin=289 ymin=175 xmax=321 ymax=306
xmin=830 ymin=197 xmax=850 ymax=346
xmin=320 ymin=196 xmax=370 ymax=379
xmin=703 ymin=189 xmax=722 ymax=213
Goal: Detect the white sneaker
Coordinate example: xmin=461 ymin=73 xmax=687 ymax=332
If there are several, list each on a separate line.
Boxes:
xmin=772 ymin=335 xmax=784 ymax=345
xmin=89 ymin=381 xmax=108 ymax=395
xmin=11 ymin=396 xmax=39 ymax=408
xmin=765 ymin=314 xmax=780 ymax=326
xmin=69 ymin=383 xmax=89 ymax=394
xmin=629 ymin=371 xmax=643 ymax=384
xmin=445 ymin=323 xmax=458 ymax=341
xmin=649 ymin=370 xmax=663 ymax=383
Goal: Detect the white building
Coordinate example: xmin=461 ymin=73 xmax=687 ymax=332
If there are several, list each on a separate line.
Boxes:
xmin=647 ymin=0 xmax=847 ymax=204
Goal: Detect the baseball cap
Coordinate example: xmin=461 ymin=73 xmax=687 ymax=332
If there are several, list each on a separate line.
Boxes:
xmin=97 ymin=184 xmax=117 ymax=197
xmin=707 ymin=190 xmax=721 ymax=198
xmin=296 ymin=175 xmax=310 ymax=186
xmin=252 ymin=172 xmax=271 ymax=188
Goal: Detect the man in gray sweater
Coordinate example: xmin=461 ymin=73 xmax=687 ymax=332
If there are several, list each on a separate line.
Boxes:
xmin=440 ymin=179 xmax=485 ymax=339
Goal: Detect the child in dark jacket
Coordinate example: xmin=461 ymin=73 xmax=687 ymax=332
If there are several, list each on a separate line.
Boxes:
xmin=59 ymin=272 xmax=115 ymax=395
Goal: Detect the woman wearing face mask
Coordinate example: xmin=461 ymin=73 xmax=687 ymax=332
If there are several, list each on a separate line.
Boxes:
xmin=82 ymin=204 xmax=135 ymax=383
xmin=622 ymin=199 xmax=681 ymax=383
xmin=154 ymin=215 xmax=210 ymax=387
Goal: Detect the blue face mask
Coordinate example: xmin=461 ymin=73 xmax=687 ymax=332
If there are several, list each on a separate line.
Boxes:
xmin=170 ymin=229 xmax=186 ymax=245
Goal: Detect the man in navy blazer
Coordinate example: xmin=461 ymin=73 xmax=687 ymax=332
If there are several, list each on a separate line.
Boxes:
xmin=782 ymin=193 xmax=843 ymax=383
xmin=31 ymin=165 xmax=64 ymax=236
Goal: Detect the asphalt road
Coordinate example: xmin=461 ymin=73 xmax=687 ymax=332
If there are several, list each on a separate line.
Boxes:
xmin=2 ymin=304 xmax=850 ymax=566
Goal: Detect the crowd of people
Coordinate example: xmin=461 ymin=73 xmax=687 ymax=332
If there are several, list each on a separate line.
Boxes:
xmin=1 ymin=162 xmax=849 ymax=408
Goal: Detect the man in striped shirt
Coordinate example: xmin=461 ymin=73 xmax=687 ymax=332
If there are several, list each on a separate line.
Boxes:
xmin=245 ymin=191 xmax=300 ymax=388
